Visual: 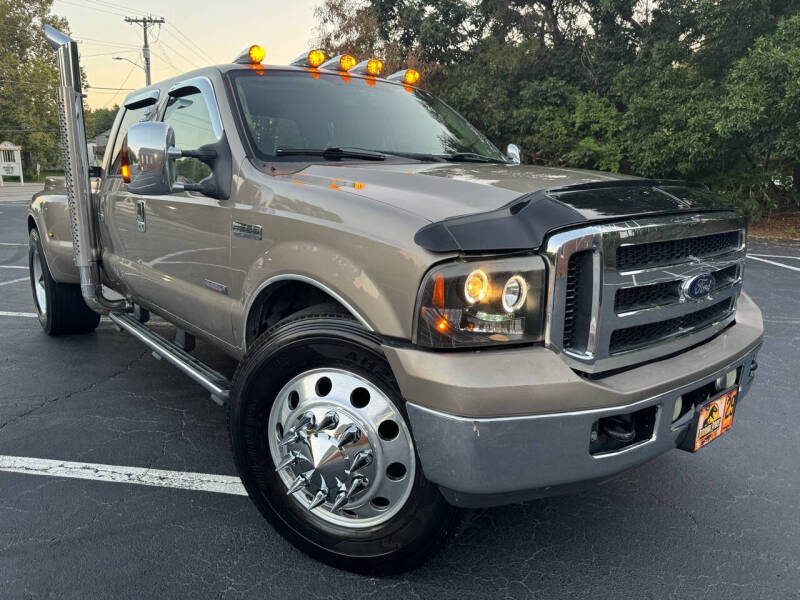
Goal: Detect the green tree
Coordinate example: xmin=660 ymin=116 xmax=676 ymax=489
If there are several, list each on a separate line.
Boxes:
xmin=718 ymin=15 xmax=800 ymax=199
xmin=314 ymin=0 xmax=800 ymax=219
xmin=0 ymin=0 xmax=70 ymax=171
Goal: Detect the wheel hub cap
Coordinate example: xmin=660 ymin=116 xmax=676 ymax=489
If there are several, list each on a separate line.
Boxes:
xmin=268 ymin=368 xmax=415 ymax=529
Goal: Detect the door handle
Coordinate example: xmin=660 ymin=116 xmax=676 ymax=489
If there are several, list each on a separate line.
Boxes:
xmin=136 ymin=199 xmax=146 ymax=232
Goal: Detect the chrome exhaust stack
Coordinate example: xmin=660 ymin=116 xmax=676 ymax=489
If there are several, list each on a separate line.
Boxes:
xmin=44 ymin=26 xmax=130 ymax=314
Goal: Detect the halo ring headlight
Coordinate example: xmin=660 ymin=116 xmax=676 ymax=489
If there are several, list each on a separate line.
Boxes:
xmin=464 ymin=270 xmax=489 ymax=304
xmin=502 ymin=275 xmax=528 ymax=313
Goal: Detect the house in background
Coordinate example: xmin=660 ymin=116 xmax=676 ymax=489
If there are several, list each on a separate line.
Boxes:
xmin=88 ymin=128 xmax=112 ymax=166
xmin=0 ymin=141 xmax=23 ymax=186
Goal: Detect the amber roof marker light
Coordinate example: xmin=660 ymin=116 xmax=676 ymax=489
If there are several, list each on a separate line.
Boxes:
xmin=290 ymin=49 xmax=327 ymax=68
xmin=320 ymin=54 xmax=357 ymax=72
xmin=350 ymin=58 xmax=384 ymax=76
xmin=234 ymin=44 xmax=266 ymax=64
xmin=387 ymin=68 xmax=421 ymax=85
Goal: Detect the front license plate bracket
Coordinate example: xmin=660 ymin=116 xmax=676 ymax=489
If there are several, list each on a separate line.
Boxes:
xmin=678 ymin=387 xmax=739 ymax=452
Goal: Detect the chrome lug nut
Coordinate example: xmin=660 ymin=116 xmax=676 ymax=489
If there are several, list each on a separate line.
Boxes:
xmin=291 ymin=410 xmax=316 ymax=433
xmin=317 ymin=410 xmax=339 ymax=431
xmin=308 ymin=489 xmax=328 ymax=511
xmin=330 ymin=491 xmax=348 ymax=512
xmin=345 ymin=450 xmax=373 ymax=475
xmin=278 ymin=430 xmax=301 ymax=447
xmin=286 ymin=471 xmax=312 ymax=495
xmin=346 ymin=474 xmax=368 ymax=498
xmin=275 ymin=450 xmax=308 ymax=472
xmin=337 ymin=425 xmax=362 ymax=449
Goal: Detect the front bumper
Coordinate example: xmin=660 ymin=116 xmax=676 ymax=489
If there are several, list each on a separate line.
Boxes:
xmin=383 ymin=293 xmax=763 ymax=507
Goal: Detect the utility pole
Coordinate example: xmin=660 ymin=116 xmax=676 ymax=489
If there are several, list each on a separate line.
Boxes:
xmin=124 ymin=15 xmax=164 ymax=86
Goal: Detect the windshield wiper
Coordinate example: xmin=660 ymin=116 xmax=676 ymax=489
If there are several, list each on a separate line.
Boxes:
xmin=275 ymin=146 xmax=386 ymax=161
xmin=441 ymin=152 xmax=508 ymax=164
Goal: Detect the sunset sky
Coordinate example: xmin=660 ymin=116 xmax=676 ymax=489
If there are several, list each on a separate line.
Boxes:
xmin=52 ymin=0 xmax=320 ymax=109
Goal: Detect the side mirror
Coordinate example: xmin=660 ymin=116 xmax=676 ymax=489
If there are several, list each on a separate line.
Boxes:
xmin=122 ymin=121 xmax=181 ymax=195
xmin=506 ymin=143 xmax=521 ymax=165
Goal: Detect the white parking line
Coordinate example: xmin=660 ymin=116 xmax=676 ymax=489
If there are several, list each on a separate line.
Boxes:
xmin=0 ymin=243 xmax=25 ymax=246
xmin=0 ymin=311 xmax=37 ymax=318
xmin=748 ymin=253 xmax=800 ymax=260
xmin=0 ymin=265 xmax=26 ymax=270
xmin=746 ymin=255 xmax=800 ymax=273
xmin=0 ymin=455 xmax=248 ymax=496
xmin=0 ymin=277 xmax=27 ymax=287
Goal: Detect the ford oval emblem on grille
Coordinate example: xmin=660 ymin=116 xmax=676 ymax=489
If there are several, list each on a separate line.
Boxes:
xmin=683 ymin=273 xmax=715 ymax=300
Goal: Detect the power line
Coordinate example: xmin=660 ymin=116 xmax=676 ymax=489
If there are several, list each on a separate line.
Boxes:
xmin=124 ymin=15 xmax=165 ymax=85
xmin=154 ymin=37 xmax=201 ymax=71
xmin=164 ymin=23 xmax=216 ymax=65
xmin=75 ymin=37 xmax=141 ymax=49
xmin=101 ymin=60 xmax=139 ymax=108
xmin=81 ymin=49 xmax=138 ymax=58
xmin=0 ymin=79 xmax=135 ymax=92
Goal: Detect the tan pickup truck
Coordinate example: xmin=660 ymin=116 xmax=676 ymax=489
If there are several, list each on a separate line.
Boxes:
xmin=30 ymin=27 xmax=763 ymax=573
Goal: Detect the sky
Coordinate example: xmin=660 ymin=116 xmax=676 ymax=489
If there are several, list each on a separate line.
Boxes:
xmin=51 ymin=0 xmax=320 ymax=109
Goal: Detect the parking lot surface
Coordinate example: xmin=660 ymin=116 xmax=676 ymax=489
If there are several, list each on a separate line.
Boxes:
xmin=1 ymin=184 xmax=798 ymax=599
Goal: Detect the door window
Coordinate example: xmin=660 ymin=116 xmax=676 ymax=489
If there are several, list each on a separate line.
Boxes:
xmin=163 ymin=90 xmax=217 ymax=184
xmin=108 ymin=103 xmax=154 ymax=175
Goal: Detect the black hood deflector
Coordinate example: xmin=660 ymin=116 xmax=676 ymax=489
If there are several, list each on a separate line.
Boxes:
xmin=414 ymin=180 xmax=733 ymax=253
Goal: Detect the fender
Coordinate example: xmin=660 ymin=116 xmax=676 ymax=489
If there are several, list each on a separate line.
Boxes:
xmin=28 ymin=178 xmax=80 ymax=284
xmin=236 ymin=238 xmax=420 ymax=352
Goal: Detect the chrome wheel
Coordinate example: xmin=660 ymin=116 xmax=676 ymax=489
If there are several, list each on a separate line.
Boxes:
xmin=31 ymin=246 xmax=47 ymax=315
xmin=268 ymin=368 xmax=416 ymax=529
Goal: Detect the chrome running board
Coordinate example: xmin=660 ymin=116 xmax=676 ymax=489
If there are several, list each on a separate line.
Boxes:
xmin=108 ymin=313 xmax=231 ymax=405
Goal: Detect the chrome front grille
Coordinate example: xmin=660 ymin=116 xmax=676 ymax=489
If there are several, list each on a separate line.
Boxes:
xmin=616 ymin=230 xmax=741 ymax=271
xmin=544 ymin=212 xmax=746 ymax=373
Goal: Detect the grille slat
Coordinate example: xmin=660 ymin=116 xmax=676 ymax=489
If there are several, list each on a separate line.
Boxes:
xmin=614 ymin=264 xmax=740 ymax=313
xmin=609 ymin=299 xmax=734 ymax=354
xmin=617 ymin=231 xmax=740 ymax=271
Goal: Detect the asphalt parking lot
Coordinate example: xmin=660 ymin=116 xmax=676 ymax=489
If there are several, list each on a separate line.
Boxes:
xmin=0 ymin=183 xmax=798 ymax=599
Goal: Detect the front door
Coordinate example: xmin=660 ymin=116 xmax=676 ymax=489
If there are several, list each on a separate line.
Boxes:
xmin=108 ymin=78 xmax=235 ymax=346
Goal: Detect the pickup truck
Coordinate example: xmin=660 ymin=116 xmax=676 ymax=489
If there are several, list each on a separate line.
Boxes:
xmin=31 ymin=27 xmax=763 ymax=573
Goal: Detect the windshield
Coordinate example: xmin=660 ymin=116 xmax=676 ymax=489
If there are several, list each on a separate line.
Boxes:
xmin=228 ymin=69 xmax=506 ymax=162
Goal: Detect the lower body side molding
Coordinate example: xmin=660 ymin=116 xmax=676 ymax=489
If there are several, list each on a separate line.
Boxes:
xmin=108 ymin=312 xmax=231 ymax=405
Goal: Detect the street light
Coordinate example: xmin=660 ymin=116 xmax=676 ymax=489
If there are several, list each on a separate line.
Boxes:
xmin=112 ymin=56 xmax=144 ymax=71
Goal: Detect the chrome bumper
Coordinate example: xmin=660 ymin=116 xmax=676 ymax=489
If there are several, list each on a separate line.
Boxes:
xmin=385 ymin=294 xmax=763 ymax=508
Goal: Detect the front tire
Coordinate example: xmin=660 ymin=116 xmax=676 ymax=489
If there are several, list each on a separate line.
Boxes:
xmin=28 ymin=228 xmax=100 ymax=335
xmin=229 ymin=311 xmax=457 ymax=574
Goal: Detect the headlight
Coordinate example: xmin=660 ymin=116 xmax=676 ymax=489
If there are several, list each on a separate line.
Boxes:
xmin=414 ymin=256 xmax=546 ymax=348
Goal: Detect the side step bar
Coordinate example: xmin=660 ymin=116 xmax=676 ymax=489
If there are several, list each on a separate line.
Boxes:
xmin=108 ymin=312 xmax=231 ymax=405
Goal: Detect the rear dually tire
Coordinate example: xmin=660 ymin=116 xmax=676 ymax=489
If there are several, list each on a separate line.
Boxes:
xmin=28 ymin=228 xmax=100 ymax=335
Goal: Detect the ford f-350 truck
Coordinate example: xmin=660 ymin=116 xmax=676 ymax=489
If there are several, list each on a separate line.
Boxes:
xmin=31 ymin=27 xmax=763 ymax=572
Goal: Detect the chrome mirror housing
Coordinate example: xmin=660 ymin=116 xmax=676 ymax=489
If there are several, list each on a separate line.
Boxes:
xmin=506 ymin=143 xmax=521 ymax=165
xmin=124 ymin=122 xmax=181 ymax=195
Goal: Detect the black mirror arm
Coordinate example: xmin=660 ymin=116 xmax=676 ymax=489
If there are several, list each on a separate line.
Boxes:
xmin=181 ymin=148 xmax=217 ymax=162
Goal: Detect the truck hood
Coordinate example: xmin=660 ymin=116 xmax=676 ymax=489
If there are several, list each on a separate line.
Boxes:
xmin=290 ymin=162 xmax=729 ymax=252
xmin=296 ymin=162 xmax=642 ymax=222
